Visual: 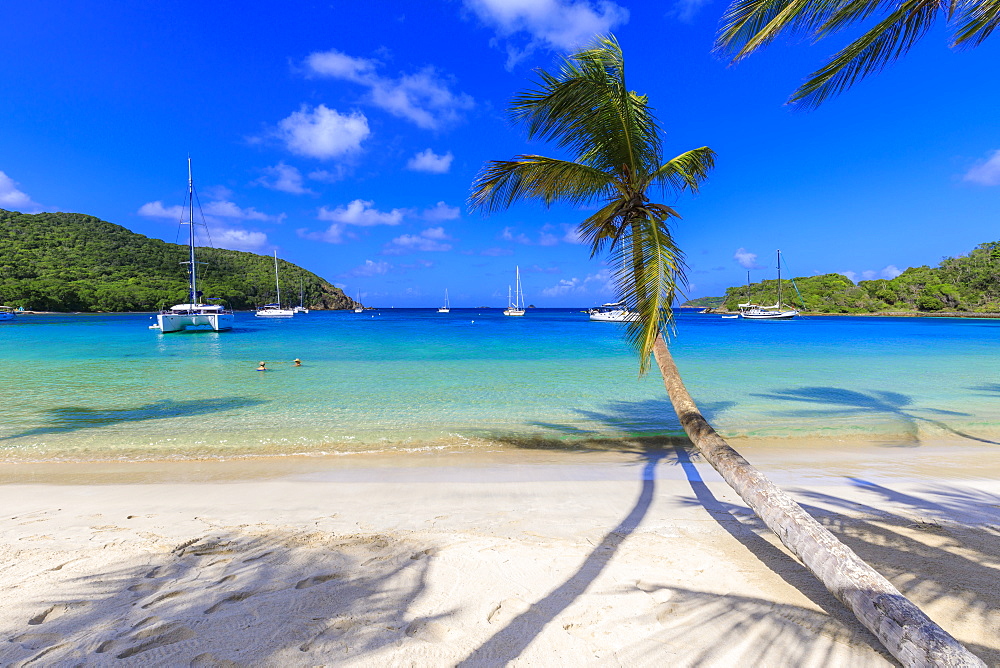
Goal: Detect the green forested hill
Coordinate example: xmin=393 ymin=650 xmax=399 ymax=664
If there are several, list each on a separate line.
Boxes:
xmin=0 ymin=209 xmax=355 ymax=311
xmin=719 ymin=241 xmax=1000 ymax=314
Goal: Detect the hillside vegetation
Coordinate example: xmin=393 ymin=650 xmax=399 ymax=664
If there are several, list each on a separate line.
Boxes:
xmin=0 ymin=209 xmax=355 ymax=311
xmin=720 ymin=241 xmax=1000 ymax=313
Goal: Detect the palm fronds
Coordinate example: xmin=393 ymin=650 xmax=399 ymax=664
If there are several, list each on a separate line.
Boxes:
xmin=715 ymin=0 xmax=998 ymax=107
xmin=468 ymin=35 xmax=713 ymax=372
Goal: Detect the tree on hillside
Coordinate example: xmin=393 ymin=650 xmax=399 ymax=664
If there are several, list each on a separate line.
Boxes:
xmin=470 ymin=36 xmax=982 ymax=665
xmin=715 ymin=0 xmax=1000 ymax=107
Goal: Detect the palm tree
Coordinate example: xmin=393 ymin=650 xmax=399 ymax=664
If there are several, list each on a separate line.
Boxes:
xmin=470 ymin=36 xmax=984 ymax=666
xmin=715 ymin=0 xmax=1000 ymax=108
xmin=469 ymin=35 xmax=715 ymax=373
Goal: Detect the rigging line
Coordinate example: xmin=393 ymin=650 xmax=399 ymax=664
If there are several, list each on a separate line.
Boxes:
xmin=781 ymin=253 xmax=807 ymax=311
xmin=192 ymin=184 xmax=215 ymax=250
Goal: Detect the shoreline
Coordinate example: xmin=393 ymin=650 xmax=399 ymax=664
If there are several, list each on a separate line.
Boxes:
xmin=0 ymin=442 xmax=996 ymax=665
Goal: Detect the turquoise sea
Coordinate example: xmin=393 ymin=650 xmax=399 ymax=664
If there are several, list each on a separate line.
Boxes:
xmin=2 ymin=308 xmax=1000 ymax=461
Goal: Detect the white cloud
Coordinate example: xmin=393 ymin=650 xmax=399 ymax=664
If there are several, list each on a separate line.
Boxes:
xmin=563 ymin=225 xmax=585 ymax=244
xmin=407 ymin=149 xmax=454 ymax=173
xmin=210 ymin=228 xmax=269 ymax=252
xmin=963 ymin=150 xmax=1000 ymax=186
xmin=668 ymin=0 xmax=713 ymax=22
xmin=734 ymin=247 xmax=759 ymax=269
xmin=464 ymin=0 xmax=629 ymax=67
xmin=500 ymin=226 xmax=533 ymax=244
xmin=305 ymin=50 xmax=474 ymax=130
xmin=308 ymin=167 xmax=348 ymax=183
xmin=881 ymin=265 xmax=902 ymax=279
xmin=202 ymin=200 xmax=281 ymax=222
xmin=422 ymin=201 xmax=461 ymax=221
xmin=344 ymin=259 xmax=393 ymax=277
xmin=298 ymin=224 xmax=349 ymax=244
xmin=383 ymin=227 xmax=453 ymax=254
xmin=843 ymin=265 xmax=903 ymax=283
xmin=541 ymin=268 xmax=613 ymax=296
xmin=276 ymin=104 xmax=370 ymax=159
xmin=0 ymin=171 xmax=41 ymax=211
xmin=481 ymin=247 xmax=514 ymax=256
xmin=138 ymin=201 xmax=184 ymax=220
xmin=140 ymin=199 xmax=282 ymax=223
xmin=318 ymin=199 xmax=406 ymax=226
xmin=257 ymin=162 xmax=313 ymax=195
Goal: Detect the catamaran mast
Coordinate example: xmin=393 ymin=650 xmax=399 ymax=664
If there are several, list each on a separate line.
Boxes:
xmin=273 ymin=251 xmax=281 ymax=307
xmin=776 ymin=249 xmax=782 ymax=309
xmin=187 ymin=158 xmax=197 ymax=306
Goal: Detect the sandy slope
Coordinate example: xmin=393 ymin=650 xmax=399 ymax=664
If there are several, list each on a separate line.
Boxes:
xmin=0 ymin=445 xmax=996 ymax=666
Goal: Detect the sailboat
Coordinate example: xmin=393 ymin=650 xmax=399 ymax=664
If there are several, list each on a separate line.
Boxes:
xmin=293 ymin=279 xmax=309 ymax=314
xmin=353 ymin=289 xmax=363 ymax=313
xmin=587 ymin=300 xmax=638 ymax=322
xmin=503 ymin=266 xmax=526 ymax=316
xmin=739 ymin=250 xmax=799 ymax=320
xmin=256 ymin=251 xmax=295 ymax=317
xmin=438 ymin=289 xmax=450 ymax=313
xmin=151 ymin=159 xmax=234 ymax=333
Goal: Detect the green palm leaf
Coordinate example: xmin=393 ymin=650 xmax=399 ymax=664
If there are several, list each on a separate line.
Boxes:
xmin=469 ymin=35 xmax=714 ymax=372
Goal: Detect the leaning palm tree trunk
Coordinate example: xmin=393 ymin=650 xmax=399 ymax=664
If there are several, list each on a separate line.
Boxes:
xmin=652 ymin=334 xmax=984 ymax=667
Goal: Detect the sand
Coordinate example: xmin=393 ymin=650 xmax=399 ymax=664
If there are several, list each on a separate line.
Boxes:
xmin=0 ymin=442 xmax=997 ymax=667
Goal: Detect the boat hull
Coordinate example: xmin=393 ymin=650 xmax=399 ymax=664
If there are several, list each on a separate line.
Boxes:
xmin=503 ymin=309 xmax=525 ymax=316
xmin=589 ymin=310 xmax=638 ymax=322
xmin=741 ymin=310 xmax=798 ymax=320
xmin=156 ymin=311 xmax=234 ymax=332
xmin=256 ymin=308 xmax=295 ymax=318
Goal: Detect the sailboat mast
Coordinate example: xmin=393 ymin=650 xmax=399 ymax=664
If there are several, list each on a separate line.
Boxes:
xmin=187 ymin=158 xmax=197 ymax=305
xmin=273 ymin=251 xmax=281 ymax=307
xmin=776 ymin=249 xmax=782 ymax=308
xmin=515 ymin=265 xmax=522 ymax=309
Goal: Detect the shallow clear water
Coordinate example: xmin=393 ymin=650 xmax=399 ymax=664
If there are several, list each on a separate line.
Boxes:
xmin=2 ymin=309 xmax=999 ymax=460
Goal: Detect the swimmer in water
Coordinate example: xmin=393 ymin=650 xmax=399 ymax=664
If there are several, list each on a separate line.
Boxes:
xmin=293 ymin=358 xmax=302 ymax=366
xmin=257 ymin=361 xmax=267 ymax=371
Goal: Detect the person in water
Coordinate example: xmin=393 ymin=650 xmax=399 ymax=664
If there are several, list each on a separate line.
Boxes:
xmin=257 ymin=361 xmax=267 ymax=371
xmin=293 ymin=358 xmax=302 ymax=366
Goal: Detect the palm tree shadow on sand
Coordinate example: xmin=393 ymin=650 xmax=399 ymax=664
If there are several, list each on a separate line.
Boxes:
xmin=0 ymin=397 xmax=268 ymax=441
xmin=752 ymin=386 xmax=999 ymax=446
xmin=458 ymin=399 xmax=909 ymax=666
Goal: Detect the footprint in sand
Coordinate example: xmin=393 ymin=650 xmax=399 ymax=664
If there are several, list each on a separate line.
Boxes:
xmin=128 ymin=581 xmax=162 ymax=594
xmin=9 ymin=632 xmax=61 ymax=651
xmin=28 ymin=602 xmax=89 ymax=625
xmin=140 ymin=590 xmax=186 ymax=610
xmin=295 ymin=574 xmax=342 ymax=590
xmin=203 ymin=591 xmax=254 ymax=614
xmin=190 ymin=653 xmax=240 ymax=667
xmin=115 ymin=622 xmax=195 ymax=659
xmin=487 ymin=598 xmax=531 ymax=625
xmin=298 ymin=618 xmax=356 ymax=652
xmin=409 ymin=548 xmax=440 ymax=560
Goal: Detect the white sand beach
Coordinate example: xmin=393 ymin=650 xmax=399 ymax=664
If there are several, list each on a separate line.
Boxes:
xmin=0 ymin=442 xmax=997 ymax=666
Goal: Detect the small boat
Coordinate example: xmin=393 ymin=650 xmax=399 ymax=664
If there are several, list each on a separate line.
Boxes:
xmin=0 ymin=306 xmax=16 ymax=322
xmin=587 ymin=300 xmax=638 ymax=322
xmin=353 ymin=289 xmax=363 ymax=313
xmin=256 ymin=251 xmax=295 ymax=317
xmin=438 ymin=289 xmax=450 ymax=313
xmin=721 ymin=314 xmax=739 ymax=319
xmin=503 ymin=266 xmax=525 ymax=316
xmin=739 ymin=250 xmax=799 ymax=320
xmin=153 ymin=159 xmax=234 ymax=333
xmin=293 ymin=279 xmax=309 ymax=314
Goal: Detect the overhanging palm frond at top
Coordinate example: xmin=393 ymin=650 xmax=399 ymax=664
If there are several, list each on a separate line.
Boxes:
xmin=715 ymin=0 xmax=1000 ymax=107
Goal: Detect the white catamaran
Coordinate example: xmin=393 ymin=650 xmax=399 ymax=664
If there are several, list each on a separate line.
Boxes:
xmin=438 ymin=289 xmax=450 ymax=313
xmin=293 ymin=279 xmax=309 ymax=314
xmin=503 ymin=267 xmax=525 ymax=316
xmin=256 ymin=251 xmax=295 ymax=317
xmin=739 ymin=250 xmax=799 ymax=320
xmin=353 ymin=289 xmax=363 ymax=313
xmin=152 ymin=159 xmax=234 ymax=333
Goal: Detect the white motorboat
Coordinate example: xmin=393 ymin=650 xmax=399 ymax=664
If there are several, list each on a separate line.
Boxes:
xmin=153 ymin=159 xmax=234 ymax=333
xmin=256 ymin=252 xmax=295 ymax=317
xmin=438 ymin=289 xmax=450 ymax=313
xmin=503 ymin=267 xmax=525 ymax=316
xmin=0 ymin=306 xmax=16 ymax=322
xmin=739 ymin=250 xmax=799 ymax=320
xmin=587 ymin=300 xmax=638 ymax=322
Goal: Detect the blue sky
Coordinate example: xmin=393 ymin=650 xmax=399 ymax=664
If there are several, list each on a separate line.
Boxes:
xmin=2 ymin=0 xmax=999 ymax=307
